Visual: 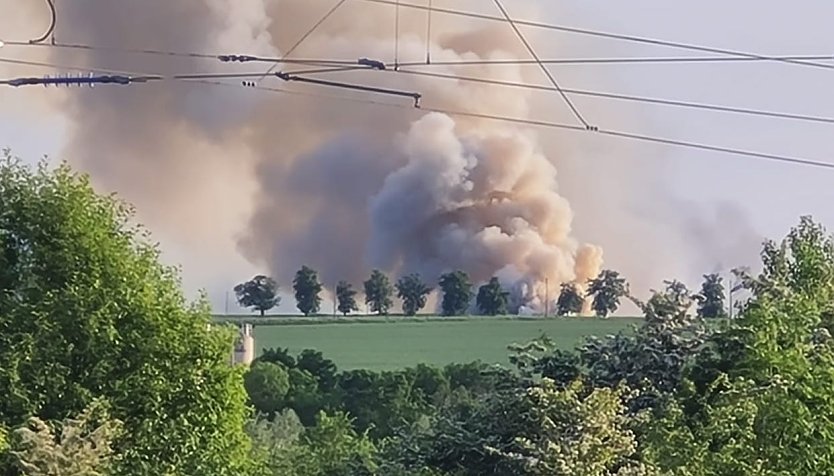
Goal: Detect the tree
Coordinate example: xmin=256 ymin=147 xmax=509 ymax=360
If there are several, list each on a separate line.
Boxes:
xmin=244 ymin=362 xmax=291 ymax=416
xmin=0 ymin=156 xmax=253 ymax=475
xmin=556 ymin=283 xmax=584 ymax=316
xmin=9 ymin=399 xmax=122 ymax=476
xmin=586 ymin=269 xmax=628 ymax=317
xmin=439 ymin=271 xmax=473 ymax=316
xmin=293 ymin=265 xmax=323 ymax=316
xmin=364 ymin=270 xmax=393 ymax=315
xmin=476 ymin=277 xmax=509 ymax=316
xmin=234 ymin=275 xmax=280 ymax=316
xmin=695 ymin=273 xmax=726 ymax=318
xmin=396 ymin=273 xmax=432 ymax=316
xmin=494 ymin=380 xmax=653 ymax=476
xmin=336 ymin=281 xmax=359 ymax=316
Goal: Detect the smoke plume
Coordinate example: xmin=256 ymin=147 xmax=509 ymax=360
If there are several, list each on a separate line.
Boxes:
xmin=7 ymin=0 xmax=605 ymax=310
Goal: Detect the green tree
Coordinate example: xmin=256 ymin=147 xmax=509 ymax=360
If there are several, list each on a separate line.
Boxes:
xmin=586 ymin=269 xmax=628 ymax=317
xmin=396 ymin=273 xmax=432 ymax=316
xmin=244 ymin=362 xmax=291 ymax=416
xmin=293 ymin=266 xmax=323 ymax=316
xmin=364 ymin=269 xmax=393 ymax=315
xmin=695 ymin=273 xmax=726 ymax=318
xmin=439 ymin=270 xmax=473 ymax=316
xmin=9 ymin=398 xmax=122 ymax=476
xmin=555 ymin=283 xmax=584 ymax=316
xmin=476 ymin=277 xmax=508 ymax=316
xmin=497 ymin=380 xmax=653 ymax=476
xmin=234 ymin=275 xmax=280 ymax=316
xmin=335 ymin=281 xmax=358 ymax=316
xmin=0 ymin=156 xmax=253 ymax=475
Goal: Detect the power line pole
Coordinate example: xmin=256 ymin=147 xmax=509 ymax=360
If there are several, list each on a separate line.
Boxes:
xmin=544 ymin=278 xmax=549 ymax=318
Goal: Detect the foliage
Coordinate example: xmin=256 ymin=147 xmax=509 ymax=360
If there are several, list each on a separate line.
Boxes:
xmin=496 ymin=380 xmax=653 ymax=476
xmin=256 ymin=347 xmax=297 ymax=369
xmin=247 ymin=410 xmax=377 ymax=476
xmin=294 ymin=412 xmax=379 ymax=476
xmin=476 ymin=277 xmax=509 ymax=316
xmin=438 ymin=270 xmax=473 ymax=316
xmin=0 ymin=156 xmax=253 ymax=475
xmin=555 ymin=282 xmax=584 ymax=316
xmin=296 ymin=350 xmax=339 ymax=392
xmin=245 ymin=362 xmax=291 ymax=416
xmin=335 ymin=281 xmax=359 ymax=316
xmin=396 ymin=273 xmax=432 ymax=316
xmin=364 ymin=269 xmax=394 ymax=315
xmin=9 ymin=398 xmax=122 ymax=476
xmin=586 ymin=269 xmax=628 ymax=317
xmin=695 ymin=273 xmax=726 ymax=319
xmin=293 ymin=265 xmax=323 ymax=316
xmin=234 ymin=275 xmax=280 ymax=316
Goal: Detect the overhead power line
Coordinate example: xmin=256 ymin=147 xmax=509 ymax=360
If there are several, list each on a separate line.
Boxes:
xmin=28 ymin=0 xmax=56 ymax=44
xmin=387 ymin=68 xmax=834 ymax=125
xmin=2 ymin=58 xmax=832 ymax=171
xmin=260 ymin=0 xmax=348 ymax=80
xmin=492 ymin=0 xmax=591 ymax=129
xmin=358 ymin=0 xmax=834 ymax=71
xmin=6 ymin=38 xmax=832 ymax=70
xmin=396 ymin=55 xmax=834 ymax=67
xmin=233 ymin=80 xmax=834 ymax=171
xmin=5 ymin=56 xmax=832 ymax=126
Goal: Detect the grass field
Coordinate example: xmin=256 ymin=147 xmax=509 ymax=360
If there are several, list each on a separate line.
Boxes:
xmin=242 ymin=317 xmax=641 ymax=371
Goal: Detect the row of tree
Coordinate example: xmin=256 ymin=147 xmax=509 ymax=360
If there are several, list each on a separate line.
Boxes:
xmin=236 ymin=267 xmax=730 ymax=318
xmin=0 ymin=156 xmax=747 ymax=475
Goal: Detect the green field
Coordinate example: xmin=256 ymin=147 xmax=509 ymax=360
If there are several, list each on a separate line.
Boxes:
xmin=245 ymin=317 xmax=641 ymax=370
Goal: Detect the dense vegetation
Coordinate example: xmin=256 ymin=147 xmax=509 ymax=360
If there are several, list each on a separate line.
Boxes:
xmin=4 ymin=156 xmax=834 ymax=474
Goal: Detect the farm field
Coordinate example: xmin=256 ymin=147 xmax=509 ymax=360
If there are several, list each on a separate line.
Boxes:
xmin=242 ymin=317 xmax=641 ymax=370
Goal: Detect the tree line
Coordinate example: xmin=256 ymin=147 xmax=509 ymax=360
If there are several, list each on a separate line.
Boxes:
xmin=2 ymin=156 xmax=797 ymax=475
xmin=235 ymin=266 xmax=730 ymax=319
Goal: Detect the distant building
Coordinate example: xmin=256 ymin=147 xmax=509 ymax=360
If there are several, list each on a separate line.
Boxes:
xmin=231 ymin=323 xmax=255 ymax=366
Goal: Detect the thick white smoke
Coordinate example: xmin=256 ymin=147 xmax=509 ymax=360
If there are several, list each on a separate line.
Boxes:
xmin=369 ymin=113 xmax=601 ymax=310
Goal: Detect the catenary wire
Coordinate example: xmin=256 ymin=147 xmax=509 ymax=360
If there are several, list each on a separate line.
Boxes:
xmin=1 ymin=58 xmax=832 ymax=170
xmin=358 ymin=0 xmax=834 ymax=71
xmin=385 ymin=68 xmax=834 ymax=125
xmin=259 ymin=0 xmax=348 ymax=81
xmin=492 ymin=0 xmax=589 ymax=128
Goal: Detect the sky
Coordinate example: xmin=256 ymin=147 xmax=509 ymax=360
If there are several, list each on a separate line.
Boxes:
xmin=1 ymin=1 xmax=833 ymax=314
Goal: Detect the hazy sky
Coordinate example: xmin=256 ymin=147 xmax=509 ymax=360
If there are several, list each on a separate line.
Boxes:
xmin=1 ymin=1 xmax=833 ymax=313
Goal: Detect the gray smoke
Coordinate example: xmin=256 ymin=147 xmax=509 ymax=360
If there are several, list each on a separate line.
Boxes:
xmin=8 ymin=0 xmax=760 ymax=311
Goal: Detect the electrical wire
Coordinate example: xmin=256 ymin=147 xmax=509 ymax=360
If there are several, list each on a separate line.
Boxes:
xmin=492 ymin=0 xmax=589 ymax=128
xmin=358 ymin=0 xmax=834 ymax=71
xmin=6 ymin=39 xmax=832 ymax=69
xmin=234 ymin=80 xmax=834 ymax=170
xmin=28 ymin=0 xmax=56 ymax=44
xmin=395 ymin=55 xmax=834 ymax=67
xmin=1 ymin=55 xmax=831 ymax=170
xmin=387 ymin=68 xmax=834 ymax=125
xmin=394 ymin=0 xmax=401 ymax=69
xmin=425 ymin=0 xmax=433 ymax=64
xmin=260 ymin=0 xmax=348 ymax=80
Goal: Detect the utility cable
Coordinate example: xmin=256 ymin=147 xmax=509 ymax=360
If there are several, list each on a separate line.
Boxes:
xmin=233 ymin=80 xmax=834 ymax=170
xmin=492 ymin=0 xmax=590 ymax=129
xmin=28 ymin=0 xmax=56 ymax=44
xmin=394 ymin=0 xmax=400 ymax=69
xmin=388 ymin=68 xmax=834 ymax=125
xmin=426 ymin=0 xmax=433 ymax=64
xmin=359 ymin=0 xmax=834 ymax=71
xmin=395 ymin=54 xmax=834 ymax=67
xmin=2 ymin=56 xmax=832 ymax=170
xmin=260 ymin=0 xmax=348 ymax=81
